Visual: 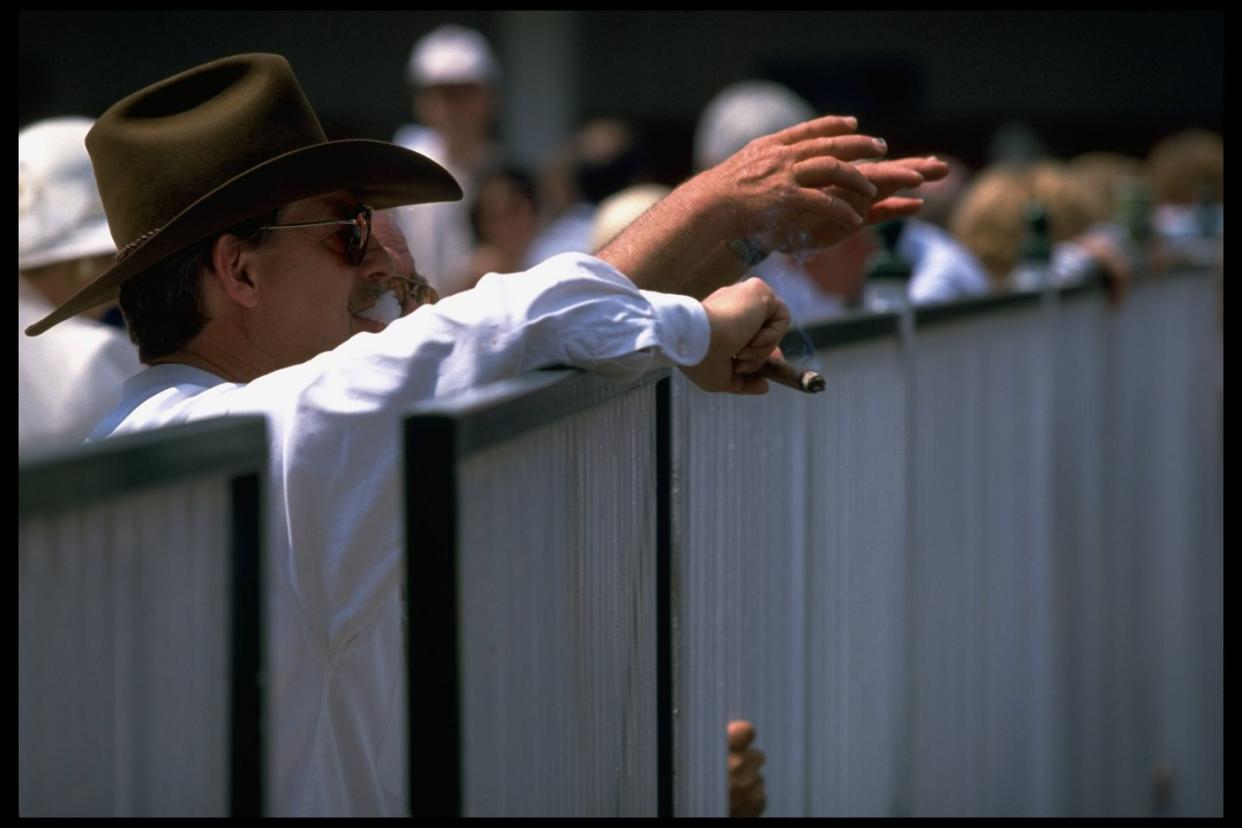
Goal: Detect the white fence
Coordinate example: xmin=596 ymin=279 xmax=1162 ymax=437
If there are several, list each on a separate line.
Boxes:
xmin=17 ymin=270 xmax=1220 ymax=817
xmin=407 ymin=269 xmax=1221 ymax=817
xmin=18 ymin=418 xmax=267 ymax=817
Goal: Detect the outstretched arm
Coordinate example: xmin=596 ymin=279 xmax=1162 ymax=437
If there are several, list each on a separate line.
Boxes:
xmin=598 ymin=115 xmax=883 ymax=295
xmin=598 ymin=115 xmax=948 ymax=301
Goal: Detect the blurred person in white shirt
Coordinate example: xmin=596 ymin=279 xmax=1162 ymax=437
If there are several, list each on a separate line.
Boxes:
xmin=18 ymin=116 xmax=140 ymax=457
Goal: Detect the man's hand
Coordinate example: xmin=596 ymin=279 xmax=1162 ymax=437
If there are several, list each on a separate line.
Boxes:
xmin=706 ymin=115 xmax=884 ymax=253
xmin=728 ymin=720 xmax=766 ymax=818
xmin=598 ymin=114 xmax=950 ymax=299
xmin=709 ymin=118 xmax=951 ymax=253
xmin=682 ymin=278 xmax=791 ymax=395
xmin=854 ymin=155 xmax=951 ymax=224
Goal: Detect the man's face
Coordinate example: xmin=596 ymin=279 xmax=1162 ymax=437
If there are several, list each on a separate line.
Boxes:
xmin=243 ymin=190 xmax=396 ymax=367
xmin=371 ymin=211 xmax=416 ymax=283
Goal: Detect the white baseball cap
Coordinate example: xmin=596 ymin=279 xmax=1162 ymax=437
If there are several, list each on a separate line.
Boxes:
xmin=694 ymin=81 xmax=816 ymax=171
xmin=406 ymin=24 xmax=500 ymax=88
xmin=19 ymin=117 xmax=116 ymax=271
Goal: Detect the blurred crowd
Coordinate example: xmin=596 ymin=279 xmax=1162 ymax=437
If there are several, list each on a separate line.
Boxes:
xmin=18 ymin=22 xmax=1224 ymax=457
xmin=375 ymin=24 xmax=1222 ymax=325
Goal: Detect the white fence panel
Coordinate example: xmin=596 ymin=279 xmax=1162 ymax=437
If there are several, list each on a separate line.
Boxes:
xmin=18 ymin=418 xmax=266 ymax=817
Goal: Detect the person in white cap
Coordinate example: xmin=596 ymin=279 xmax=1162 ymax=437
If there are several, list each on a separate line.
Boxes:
xmin=18 ymin=117 xmax=141 ymax=457
xmin=391 ymin=24 xmax=504 ymax=299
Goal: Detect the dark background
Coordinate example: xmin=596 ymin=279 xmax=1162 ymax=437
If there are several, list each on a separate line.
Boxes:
xmin=19 ymin=10 xmax=1224 ymax=185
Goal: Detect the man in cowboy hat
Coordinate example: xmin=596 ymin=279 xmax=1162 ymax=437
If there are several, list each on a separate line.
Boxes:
xmin=26 ymin=53 xmax=944 ymax=815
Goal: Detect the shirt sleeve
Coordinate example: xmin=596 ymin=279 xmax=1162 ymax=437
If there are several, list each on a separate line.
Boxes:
xmin=286 ymin=251 xmax=711 ymax=405
xmin=198 ymin=252 xmax=710 ymax=653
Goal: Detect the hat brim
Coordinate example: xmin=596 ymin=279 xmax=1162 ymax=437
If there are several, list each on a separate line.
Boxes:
xmin=25 ymin=139 xmax=461 ymax=336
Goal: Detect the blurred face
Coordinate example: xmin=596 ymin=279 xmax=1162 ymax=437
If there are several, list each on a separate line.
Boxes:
xmin=801 ymin=231 xmax=877 ymax=303
xmin=22 ymin=252 xmax=120 ymax=319
xmin=415 ymin=83 xmax=493 ymax=143
xmin=242 ymin=190 xmax=397 ymax=367
xmin=475 ymin=178 xmax=538 ymax=257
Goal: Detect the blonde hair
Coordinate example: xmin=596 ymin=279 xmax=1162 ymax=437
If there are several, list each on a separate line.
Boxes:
xmin=950 ymin=161 xmax=1096 ymax=283
xmin=1069 ymin=152 xmax=1142 ymax=224
xmin=949 ymin=165 xmax=1031 ymax=282
xmin=1145 ymin=129 xmax=1223 ymax=205
xmin=1029 ymin=162 xmax=1096 ymax=241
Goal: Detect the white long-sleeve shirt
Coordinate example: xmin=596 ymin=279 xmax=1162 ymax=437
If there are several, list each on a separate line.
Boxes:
xmin=89 ymin=253 xmax=710 ymax=816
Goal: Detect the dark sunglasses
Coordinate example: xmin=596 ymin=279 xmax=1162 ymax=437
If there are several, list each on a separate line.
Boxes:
xmin=259 ymin=203 xmax=374 ymax=265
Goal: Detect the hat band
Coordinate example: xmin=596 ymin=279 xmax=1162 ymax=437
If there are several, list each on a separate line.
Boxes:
xmin=115 ymin=227 xmax=162 ymax=262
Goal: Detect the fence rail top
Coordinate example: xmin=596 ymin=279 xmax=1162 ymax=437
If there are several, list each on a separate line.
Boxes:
xmin=795 ymin=310 xmax=901 ymax=353
xmin=19 ymin=415 xmax=268 ymax=517
xmin=398 ymin=263 xmax=1216 ymax=460
xmin=793 ymin=265 xmax=1211 ymax=339
xmin=914 ymin=284 xmax=1046 ymax=329
xmin=404 ymin=367 xmax=670 ymax=459
xmin=787 ymin=271 xmax=1106 ymax=346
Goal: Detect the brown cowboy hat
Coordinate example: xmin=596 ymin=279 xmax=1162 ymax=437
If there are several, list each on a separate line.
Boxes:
xmin=25 ymin=53 xmax=462 ymax=336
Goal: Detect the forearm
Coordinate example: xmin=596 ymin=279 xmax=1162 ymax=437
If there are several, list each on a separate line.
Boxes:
xmin=379 ymin=254 xmax=709 ymax=395
xmin=596 ymin=172 xmax=741 ymax=295
xmin=681 ymin=241 xmax=749 ymax=300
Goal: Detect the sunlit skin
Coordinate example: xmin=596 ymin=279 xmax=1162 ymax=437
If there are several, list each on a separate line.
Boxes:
xmin=243 ymin=191 xmax=398 ymax=348
xmin=152 ymin=190 xmax=400 ymax=381
xmin=728 ymin=720 xmax=766 ymax=818
xmin=372 ymin=211 xmax=438 ymax=315
xmin=598 ymin=115 xmax=947 ymax=302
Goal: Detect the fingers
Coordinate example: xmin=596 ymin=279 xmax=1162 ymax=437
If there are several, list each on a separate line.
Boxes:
xmin=727 ymin=720 xmax=757 ymax=751
xmin=725 ymin=789 xmax=765 ymax=819
xmin=733 ymin=305 xmax=790 ymax=374
xmin=855 ymin=161 xmax=926 ymax=199
xmin=793 ymin=134 xmax=888 ymax=168
xmin=865 ymin=196 xmax=926 ymax=225
xmin=887 ymin=155 xmax=950 ymax=183
xmin=728 ymin=720 xmax=767 ymax=817
xmin=734 ymin=346 xmax=779 ymax=375
xmin=728 ymin=746 xmax=766 ymax=776
xmin=793 ymin=152 xmax=879 ymax=198
xmin=800 ymin=189 xmax=867 ymax=231
xmin=773 ymin=114 xmax=859 ymax=145
xmin=726 ymin=372 xmax=770 ymax=395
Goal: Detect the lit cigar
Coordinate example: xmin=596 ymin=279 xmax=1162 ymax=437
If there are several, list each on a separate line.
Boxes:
xmin=760 ymin=357 xmax=826 ymax=393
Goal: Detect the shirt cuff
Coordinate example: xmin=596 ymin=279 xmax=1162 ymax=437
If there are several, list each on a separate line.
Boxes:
xmin=639 ymin=289 xmax=711 ymax=367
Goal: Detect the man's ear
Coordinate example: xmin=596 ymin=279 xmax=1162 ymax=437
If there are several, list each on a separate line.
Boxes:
xmin=207 ymin=234 xmax=260 ymax=309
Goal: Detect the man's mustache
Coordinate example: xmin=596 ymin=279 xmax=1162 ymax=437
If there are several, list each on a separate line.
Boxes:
xmin=348 ymin=277 xmax=392 ymax=316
